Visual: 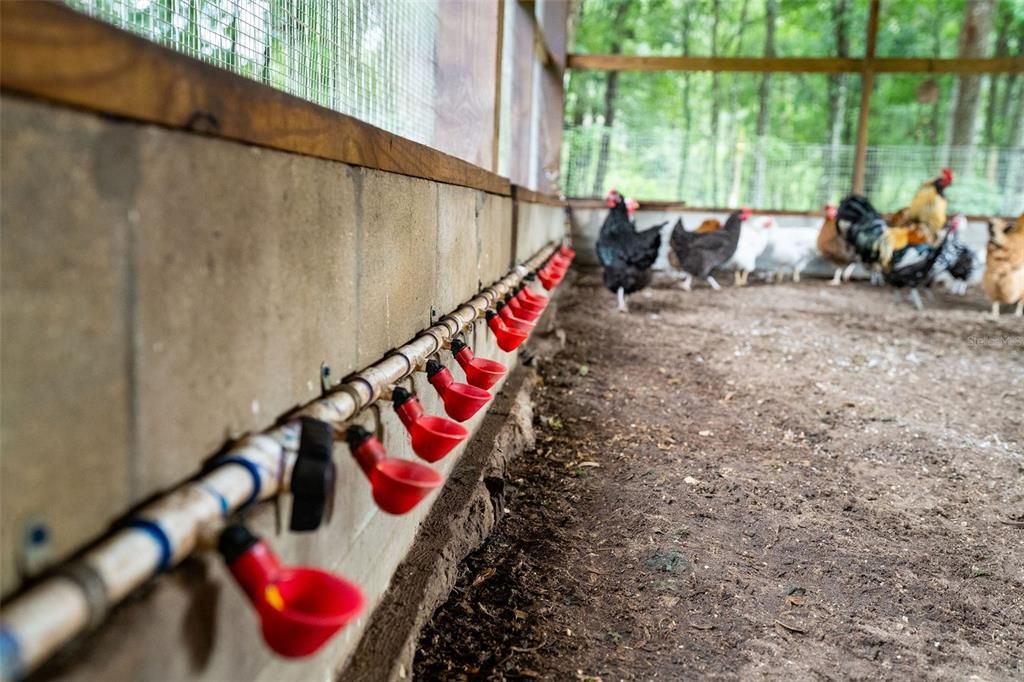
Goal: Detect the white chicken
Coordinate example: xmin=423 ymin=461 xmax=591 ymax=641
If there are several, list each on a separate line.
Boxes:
xmin=762 ymin=219 xmax=819 ymax=282
xmin=724 ymin=216 xmax=771 ymax=286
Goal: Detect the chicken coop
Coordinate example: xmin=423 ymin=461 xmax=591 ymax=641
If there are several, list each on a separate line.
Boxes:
xmin=1 ymin=1 xmax=1023 ymax=681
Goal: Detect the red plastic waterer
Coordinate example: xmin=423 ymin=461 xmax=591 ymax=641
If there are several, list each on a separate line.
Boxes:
xmin=537 ymin=268 xmax=559 ymax=290
xmin=345 ymin=425 xmax=443 ymax=514
xmin=558 ymin=243 xmax=576 ymax=260
xmin=426 ymin=358 xmax=491 ymax=422
xmin=485 ymin=310 xmax=528 ymax=351
xmin=218 ymin=525 xmax=364 ymax=658
xmin=517 ymin=280 xmax=548 ymax=307
xmin=507 ymin=292 xmax=543 ymax=321
xmin=451 ymin=338 xmax=506 ymax=390
xmin=495 ymin=301 xmax=535 ymax=333
xmin=391 ymin=386 xmax=468 ymax=462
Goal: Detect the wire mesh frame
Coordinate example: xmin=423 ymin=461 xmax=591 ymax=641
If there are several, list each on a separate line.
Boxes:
xmin=562 ymin=125 xmax=1024 ymax=216
xmin=66 ymin=0 xmax=440 ymax=147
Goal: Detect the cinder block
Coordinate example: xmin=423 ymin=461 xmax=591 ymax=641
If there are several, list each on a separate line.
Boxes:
xmin=131 ymin=131 xmax=360 ymax=498
xmin=435 ymin=184 xmax=480 ymax=312
xmin=356 ymin=169 xmax=438 ymax=364
xmin=0 ymin=97 xmax=133 ymax=595
xmin=476 ymin=193 xmax=513 ymax=285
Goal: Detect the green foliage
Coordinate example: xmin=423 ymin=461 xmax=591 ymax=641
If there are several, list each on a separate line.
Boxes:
xmin=564 ymin=0 xmax=1024 ymax=212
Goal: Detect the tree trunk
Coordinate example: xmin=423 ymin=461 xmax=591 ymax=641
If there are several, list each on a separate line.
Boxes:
xmin=824 ymin=0 xmax=848 ymax=204
xmin=592 ymin=1 xmax=630 ymax=196
xmin=983 ymin=14 xmax=1008 ymax=181
xmin=949 ymin=0 xmax=995 ymax=175
xmin=709 ymin=0 xmax=721 ymax=205
xmin=750 ymin=0 xmax=776 ymax=207
xmin=728 ymin=0 xmax=751 ymax=207
xmin=674 ymin=11 xmax=692 ymax=199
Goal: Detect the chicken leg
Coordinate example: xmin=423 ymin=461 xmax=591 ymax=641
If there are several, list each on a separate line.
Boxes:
xmin=990 ymin=302 xmax=1000 ymax=320
xmin=829 ymin=268 xmax=843 ymax=286
xmin=616 ymin=287 xmax=628 ymax=313
xmin=841 ymin=263 xmax=856 ymax=282
xmin=706 ymin=275 xmax=721 ymax=291
xmin=908 ymin=288 xmax=924 ymax=311
xmin=1016 ymin=300 xmax=1023 ymax=317
xmin=679 ymin=273 xmax=693 ymax=291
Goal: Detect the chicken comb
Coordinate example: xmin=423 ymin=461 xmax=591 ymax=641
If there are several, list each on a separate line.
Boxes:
xmin=739 ymin=207 xmax=753 ymax=220
xmin=940 ymin=168 xmax=953 ymax=185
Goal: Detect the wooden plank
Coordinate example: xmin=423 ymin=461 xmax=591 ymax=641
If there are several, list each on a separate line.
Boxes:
xmin=566 ymin=199 xmax=1008 ymax=222
xmin=537 ymin=67 xmax=564 ymax=195
xmin=852 ymin=0 xmax=880 ymax=195
xmin=567 ymin=54 xmax=1024 ymax=74
xmin=507 ymin=0 xmax=536 ymax=188
xmin=513 ymin=185 xmax=565 ymax=207
xmin=0 ymin=2 xmax=511 ymax=197
xmin=434 ymin=0 xmax=501 ymax=171
xmin=491 ymin=0 xmax=506 ymax=173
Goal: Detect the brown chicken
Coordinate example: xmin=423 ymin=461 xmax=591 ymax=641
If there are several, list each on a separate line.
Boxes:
xmin=695 ymin=219 xmax=722 ymax=234
xmin=983 ymin=215 xmax=1024 ymax=319
xmin=816 ymin=204 xmax=857 ymax=285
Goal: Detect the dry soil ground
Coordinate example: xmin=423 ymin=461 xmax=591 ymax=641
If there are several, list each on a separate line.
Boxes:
xmin=416 ymin=270 xmax=1024 ymax=681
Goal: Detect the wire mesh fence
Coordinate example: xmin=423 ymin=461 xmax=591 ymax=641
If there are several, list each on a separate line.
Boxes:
xmin=563 ymin=125 xmax=1024 ymax=216
xmin=66 ymin=0 xmax=439 ymax=147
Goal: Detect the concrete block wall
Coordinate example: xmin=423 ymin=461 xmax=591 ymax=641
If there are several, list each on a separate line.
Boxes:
xmin=0 ymin=94 xmax=564 ymax=680
xmin=570 ymin=207 xmax=990 ymax=279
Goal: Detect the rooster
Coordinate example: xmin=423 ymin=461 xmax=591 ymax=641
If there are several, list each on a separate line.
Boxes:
xmin=838 ymin=193 xmax=962 ymax=310
xmin=817 ymin=204 xmax=857 ymax=286
xmin=900 ymin=168 xmax=954 ymax=243
xmin=596 ymin=189 xmax=666 ymax=313
xmin=983 ymin=215 xmax=1024 ymax=319
xmin=668 ymin=208 xmax=750 ymax=290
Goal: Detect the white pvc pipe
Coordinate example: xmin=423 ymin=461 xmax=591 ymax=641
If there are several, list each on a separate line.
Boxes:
xmin=0 ymin=242 xmax=558 ymax=681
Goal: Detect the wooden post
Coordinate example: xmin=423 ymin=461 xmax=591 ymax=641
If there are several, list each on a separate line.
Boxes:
xmin=852 ymin=0 xmax=880 ymax=195
xmin=492 ymin=0 xmax=506 ymax=173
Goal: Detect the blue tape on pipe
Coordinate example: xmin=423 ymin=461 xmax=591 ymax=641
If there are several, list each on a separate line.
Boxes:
xmin=197 ymin=482 xmax=230 ymax=516
xmin=0 ymin=627 xmax=23 ymax=681
xmin=216 ymin=456 xmax=263 ymax=509
xmin=127 ymin=520 xmax=173 ymax=572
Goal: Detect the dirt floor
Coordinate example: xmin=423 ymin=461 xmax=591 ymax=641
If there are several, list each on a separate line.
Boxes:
xmin=415 ymin=270 xmax=1024 ymax=681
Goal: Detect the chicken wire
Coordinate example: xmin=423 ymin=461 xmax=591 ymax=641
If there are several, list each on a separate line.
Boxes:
xmin=563 ymin=125 xmax=1024 ymax=216
xmin=66 ymin=0 xmax=439 ymax=147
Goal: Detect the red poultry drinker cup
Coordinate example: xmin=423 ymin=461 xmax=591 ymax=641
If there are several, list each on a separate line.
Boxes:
xmin=495 ymin=301 xmax=535 ymax=333
xmin=218 ymin=525 xmax=364 ymax=658
xmin=451 ymin=338 xmax=506 ymax=390
xmin=485 ymin=310 xmax=528 ymax=351
xmin=507 ymin=292 xmax=543 ymax=321
xmin=346 ymin=425 xmax=443 ymax=514
xmin=426 ymin=358 xmax=491 ymax=422
xmin=391 ymin=386 xmax=468 ymax=462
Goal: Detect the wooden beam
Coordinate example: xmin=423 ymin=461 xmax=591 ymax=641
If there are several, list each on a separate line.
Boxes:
xmin=513 ymin=184 xmax=565 ymax=207
xmin=0 ymin=2 xmax=512 ymax=197
xmin=852 ymin=0 xmax=880 ymax=195
xmin=566 ymin=54 xmax=1024 ymax=74
xmin=566 ymin=198 xmax=1010 ymax=222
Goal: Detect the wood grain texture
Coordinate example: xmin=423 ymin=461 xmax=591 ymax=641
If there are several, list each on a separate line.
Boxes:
xmin=0 ymin=2 xmax=511 ymax=196
xmin=507 ymin=0 xmax=536 ymax=188
xmin=567 ymin=54 xmax=1024 ymax=74
xmin=512 ymin=184 xmax=565 ymax=206
xmin=434 ymin=0 xmax=500 ymax=171
xmin=852 ymin=0 xmax=880 ymax=194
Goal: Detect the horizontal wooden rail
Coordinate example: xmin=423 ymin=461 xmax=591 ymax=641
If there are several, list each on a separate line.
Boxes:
xmin=0 ymin=2 xmax=511 ymax=197
xmin=566 ymin=199 xmax=1010 ymax=223
xmin=512 ymin=185 xmax=565 ymax=207
xmin=567 ymin=54 xmax=1024 ymax=75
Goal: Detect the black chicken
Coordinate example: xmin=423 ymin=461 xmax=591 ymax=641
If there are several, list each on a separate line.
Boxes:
xmin=668 ymin=208 xmax=750 ymax=290
xmin=836 ymin=194 xmax=886 ymax=267
xmin=596 ymin=189 xmax=665 ymax=312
